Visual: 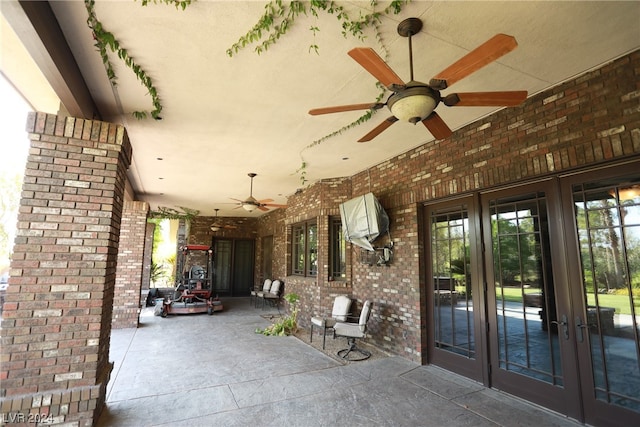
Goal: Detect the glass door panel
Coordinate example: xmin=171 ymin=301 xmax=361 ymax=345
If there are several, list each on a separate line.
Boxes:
xmin=483 ymin=183 xmax=578 ymax=416
xmin=426 ymin=197 xmax=484 ymax=381
xmin=232 ymin=239 xmax=254 ymax=296
xmin=571 ymin=179 xmax=640 ymax=417
xmin=213 ymin=239 xmax=232 ymax=294
xmin=432 ymin=206 xmax=474 ymax=357
xmin=489 ymin=193 xmax=564 ymax=386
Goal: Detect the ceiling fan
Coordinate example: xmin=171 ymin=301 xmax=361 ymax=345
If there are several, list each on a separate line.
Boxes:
xmin=210 ymin=208 xmax=237 ymax=232
xmin=309 ymin=17 xmax=528 ymax=142
xmin=231 ymin=173 xmax=287 ymax=212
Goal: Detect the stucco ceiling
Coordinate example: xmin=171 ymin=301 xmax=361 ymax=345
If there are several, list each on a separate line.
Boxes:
xmin=2 ymin=1 xmax=639 ymax=218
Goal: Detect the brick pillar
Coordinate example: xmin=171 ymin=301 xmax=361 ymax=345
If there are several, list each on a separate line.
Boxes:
xmin=112 ymin=201 xmax=149 ymax=329
xmin=0 ymin=112 xmax=132 ymax=426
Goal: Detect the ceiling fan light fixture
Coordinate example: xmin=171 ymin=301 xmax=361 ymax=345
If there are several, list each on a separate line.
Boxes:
xmin=388 ymin=84 xmax=439 ymax=124
xmin=211 ymin=208 xmax=222 ymax=231
xmin=242 ymin=195 xmax=258 ymax=212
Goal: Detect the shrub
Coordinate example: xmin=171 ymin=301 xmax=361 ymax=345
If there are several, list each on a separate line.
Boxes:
xmin=256 ymin=293 xmax=300 ymax=336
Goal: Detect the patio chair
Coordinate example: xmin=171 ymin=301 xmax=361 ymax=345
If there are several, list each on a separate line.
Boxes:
xmin=251 ymin=279 xmax=272 ymax=307
xmin=334 ymin=300 xmax=373 ymax=361
xmin=261 ymin=279 xmax=283 ymax=310
xmin=310 ymin=295 xmax=352 ymax=349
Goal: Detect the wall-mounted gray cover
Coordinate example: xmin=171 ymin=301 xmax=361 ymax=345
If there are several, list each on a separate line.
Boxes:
xmin=339 ymin=192 xmax=389 ymax=251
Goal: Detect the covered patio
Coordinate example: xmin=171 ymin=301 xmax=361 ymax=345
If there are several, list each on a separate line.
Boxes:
xmin=98 ymin=298 xmax=580 ymax=426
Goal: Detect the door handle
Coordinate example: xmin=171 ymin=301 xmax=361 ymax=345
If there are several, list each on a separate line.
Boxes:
xmin=550 ymin=314 xmax=569 ymax=340
xmin=575 ymin=316 xmax=589 ymax=343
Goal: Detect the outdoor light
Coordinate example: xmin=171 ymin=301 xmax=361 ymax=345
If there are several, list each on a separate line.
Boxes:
xmin=210 ymin=208 xmax=223 ymax=231
xmin=387 ymin=84 xmax=439 ymax=124
xmin=242 ymin=195 xmax=258 ymax=212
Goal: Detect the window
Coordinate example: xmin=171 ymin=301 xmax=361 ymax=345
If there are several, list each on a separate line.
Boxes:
xmin=291 ymin=221 xmax=317 ymax=276
xmin=330 ymin=217 xmax=346 ymax=280
xmin=292 ymin=226 xmax=305 ymax=275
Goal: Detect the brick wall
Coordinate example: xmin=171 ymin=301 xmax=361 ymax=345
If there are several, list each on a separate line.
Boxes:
xmin=256 ymin=208 xmax=286 ymax=285
xmin=347 ymin=50 xmax=640 ymax=362
xmin=169 ymin=51 xmax=640 ymax=363
xmin=269 ymin=178 xmax=354 ymax=327
xmin=0 ymin=113 xmax=131 ymax=425
xmin=188 ymin=215 xmax=257 ymax=245
xmin=249 ymin=50 xmax=640 ymax=363
xmin=112 ymin=201 xmax=149 ymax=329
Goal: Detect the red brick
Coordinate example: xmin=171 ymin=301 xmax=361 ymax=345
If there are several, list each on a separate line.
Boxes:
xmin=2 ymin=115 xmax=130 ymax=425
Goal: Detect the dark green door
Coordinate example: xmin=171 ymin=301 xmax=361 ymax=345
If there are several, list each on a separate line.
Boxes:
xmin=232 ymin=239 xmax=254 ymax=296
xmin=213 ymin=238 xmax=254 ymax=297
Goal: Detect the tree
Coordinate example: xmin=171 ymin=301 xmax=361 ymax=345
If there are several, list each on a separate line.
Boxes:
xmin=491 ymin=215 xmax=536 ymax=286
xmin=0 ymin=172 xmax=23 ymax=272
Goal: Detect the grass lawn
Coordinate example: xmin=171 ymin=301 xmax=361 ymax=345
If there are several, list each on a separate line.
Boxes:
xmin=495 ymin=286 xmax=634 ymax=315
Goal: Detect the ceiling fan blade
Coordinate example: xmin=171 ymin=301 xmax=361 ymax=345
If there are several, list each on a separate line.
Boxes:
xmin=422 ymin=112 xmax=453 ymax=140
xmin=229 ymin=198 xmax=244 ymax=203
xmin=263 ymin=203 xmax=287 ymax=208
xmin=348 ymin=47 xmax=405 ymax=90
xmin=309 ymin=103 xmax=384 ymax=115
xmin=358 ymin=116 xmax=399 ymax=142
xmin=258 ymin=206 xmax=270 ymax=212
xmin=444 ymin=91 xmax=528 ymax=107
xmin=429 ymin=34 xmax=518 ymax=90
xmin=257 ymin=198 xmax=274 ymax=204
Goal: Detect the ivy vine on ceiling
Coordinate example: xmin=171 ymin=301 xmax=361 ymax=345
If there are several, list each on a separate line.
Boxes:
xmin=226 ymin=0 xmax=408 ymax=57
xmin=85 ymin=0 xmax=409 ymax=185
xmin=227 ymin=0 xmax=409 ymax=138
xmin=84 ymin=0 xmax=192 ymax=120
xmin=225 ymin=0 xmax=410 ymax=184
xmin=148 ymin=206 xmax=200 ymax=221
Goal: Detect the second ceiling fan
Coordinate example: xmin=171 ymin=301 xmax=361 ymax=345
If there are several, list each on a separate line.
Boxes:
xmin=231 ymin=173 xmax=287 ymax=212
xmin=309 ymin=17 xmax=527 ymax=142
xmin=210 ymin=209 xmax=237 ymax=232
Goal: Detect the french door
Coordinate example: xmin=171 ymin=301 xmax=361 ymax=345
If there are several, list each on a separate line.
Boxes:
xmin=562 ymin=165 xmax=640 ymax=426
xmin=426 ymin=196 xmax=486 ymax=382
xmin=212 ymin=238 xmax=255 ymax=297
xmin=481 ymin=181 xmax=581 ymax=416
xmin=425 ymin=161 xmax=640 ymax=425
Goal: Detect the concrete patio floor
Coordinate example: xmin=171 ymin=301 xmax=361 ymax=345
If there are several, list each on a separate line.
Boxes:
xmin=97 ymin=297 xmax=583 ymax=427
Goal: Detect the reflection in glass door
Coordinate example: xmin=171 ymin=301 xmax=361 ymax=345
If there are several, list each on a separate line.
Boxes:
xmin=483 ymin=186 xmax=577 ymax=415
xmin=432 ymin=206 xmax=473 ymax=355
xmin=489 ymin=193 xmax=563 ymax=386
xmin=427 ymin=198 xmax=483 ymax=381
xmin=571 ymin=179 xmax=640 ymax=422
xmin=424 ymin=168 xmax=640 ymax=423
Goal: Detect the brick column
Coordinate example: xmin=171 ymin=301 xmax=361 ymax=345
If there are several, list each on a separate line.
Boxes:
xmin=0 ymin=113 xmax=132 ymax=426
xmin=112 ymin=201 xmax=149 ymax=329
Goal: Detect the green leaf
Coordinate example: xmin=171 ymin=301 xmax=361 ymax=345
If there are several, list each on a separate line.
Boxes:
xmin=85 ymin=0 xmax=164 ymax=121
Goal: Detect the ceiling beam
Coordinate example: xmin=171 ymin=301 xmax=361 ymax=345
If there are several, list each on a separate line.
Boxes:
xmin=2 ymin=0 xmax=100 ymax=119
